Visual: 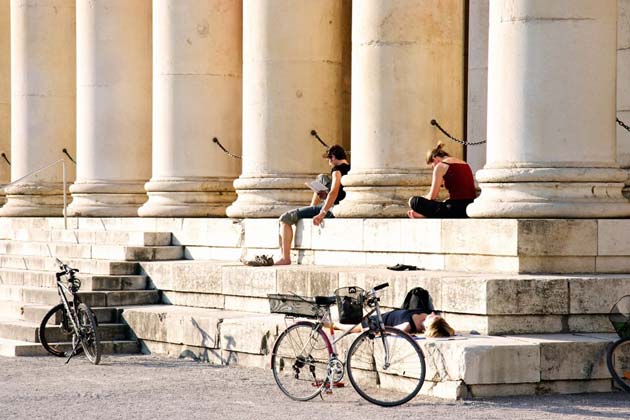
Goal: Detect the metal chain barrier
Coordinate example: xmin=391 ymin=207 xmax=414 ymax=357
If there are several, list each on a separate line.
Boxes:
xmin=430 ymin=119 xmax=487 ymax=146
xmin=211 ymin=137 xmax=242 ymax=159
xmin=619 ymin=118 xmax=630 ymax=133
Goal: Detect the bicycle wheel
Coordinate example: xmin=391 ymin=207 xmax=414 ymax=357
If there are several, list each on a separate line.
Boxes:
xmin=607 ymin=337 xmax=630 ymax=392
xmin=77 ymin=303 xmax=101 ymax=365
xmin=39 ymin=303 xmax=81 ymax=357
xmin=346 ymin=326 xmax=425 ymax=407
xmin=271 ymin=321 xmax=332 ymax=401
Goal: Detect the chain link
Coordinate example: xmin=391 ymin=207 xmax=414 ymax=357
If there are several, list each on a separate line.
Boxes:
xmin=430 ymin=119 xmax=487 ymax=146
xmin=618 ymin=118 xmax=630 ymax=133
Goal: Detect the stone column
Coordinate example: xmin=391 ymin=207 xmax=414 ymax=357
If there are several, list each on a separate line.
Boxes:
xmin=0 ymin=0 xmax=10 ymax=203
xmin=468 ymin=0 xmax=630 ymax=218
xmin=138 ymin=0 xmax=242 ymax=217
xmin=334 ymin=0 xmax=465 ymax=217
xmin=67 ymin=0 xmax=151 ymax=217
xmin=1 ymin=0 xmax=76 ymax=216
xmin=226 ymin=0 xmax=350 ymax=218
xmin=618 ymin=0 xmax=630 ymax=198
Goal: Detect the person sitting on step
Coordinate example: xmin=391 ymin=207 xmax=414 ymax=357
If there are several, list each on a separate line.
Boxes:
xmin=275 ymin=144 xmax=350 ymax=265
xmin=407 ymin=142 xmax=477 ymax=219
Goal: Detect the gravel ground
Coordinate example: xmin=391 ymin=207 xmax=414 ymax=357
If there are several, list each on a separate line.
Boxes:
xmin=1 ymin=354 xmax=629 ymax=420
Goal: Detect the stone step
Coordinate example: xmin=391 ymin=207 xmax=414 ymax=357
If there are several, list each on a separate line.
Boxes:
xmin=0 ymin=240 xmax=184 ymax=261
xmin=7 ymin=229 xmax=172 ymax=246
xmin=0 ymin=268 xmax=147 ymax=291
xmin=138 ymin=261 xmax=629 ymax=335
xmin=0 ymin=254 xmax=139 ymax=275
xmin=0 ymin=337 xmax=139 ymax=357
xmin=0 ymin=319 xmax=130 ymax=343
xmin=20 ymin=304 xmax=120 ymax=324
xmin=121 ymin=304 xmax=620 ymax=399
xmin=0 ymin=285 xmax=161 ymax=307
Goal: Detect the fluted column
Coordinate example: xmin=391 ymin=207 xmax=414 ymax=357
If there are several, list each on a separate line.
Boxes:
xmin=138 ymin=0 xmax=242 ymax=217
xmin=618 ymin=0 xmax=630 ymax=198
xmin=2 ymin=0 xmax=76 ymax=216
xmin=226 ymin=0 xmax=350 ymax=218
xmin=0 ymin=0 xmax=10 ymax=204
xmin=334 ymin=0 xmax=465 ymax=217
xmin=468 ymin=0 xmax=630 ymax=218
xmin=67 ymin=0 xmax=151 ymax=217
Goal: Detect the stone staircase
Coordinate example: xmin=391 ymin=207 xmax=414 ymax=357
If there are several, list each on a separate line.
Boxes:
xmin=0 ymin=217 xmax=628 ymax=399
xmin=0 ymin=228 xmax=181 ymax=357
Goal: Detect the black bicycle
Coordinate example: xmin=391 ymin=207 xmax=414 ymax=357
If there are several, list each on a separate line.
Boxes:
xmin=39 ymin=258 xmax=101 ymax=364
xmin=269 ymin=283 xmax=426 ymax=407
xmin=606 ymin=295 xmax=630 ymax=392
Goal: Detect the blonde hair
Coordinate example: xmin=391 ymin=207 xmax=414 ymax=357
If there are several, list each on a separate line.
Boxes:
xmin=426 ymin=142 xmax=450 ymax=165
xmin=424 ymin=317 xmax=455 ymax=338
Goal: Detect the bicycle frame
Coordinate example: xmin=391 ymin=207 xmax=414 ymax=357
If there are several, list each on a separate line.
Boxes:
xmin=54 ymin=272 xmax=86 ymax=362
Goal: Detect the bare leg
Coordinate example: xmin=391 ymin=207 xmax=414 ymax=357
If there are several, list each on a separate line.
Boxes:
xmin=407 ymin=210 xmax=425 ymax=219
xmin=275 ymin=222 xmax=293 ymax=265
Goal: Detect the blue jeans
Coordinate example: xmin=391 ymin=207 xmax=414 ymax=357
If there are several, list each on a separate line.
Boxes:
xmin=278 ymin=205 xmax=335 ymax=225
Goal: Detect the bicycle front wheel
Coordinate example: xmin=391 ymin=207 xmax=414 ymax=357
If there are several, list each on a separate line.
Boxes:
xmin=607 ymin=337 xmax=630 ymax=392
xmin=77 ymin=303 xmax=101 ymax=365
xmin=39 ymin=303 xmax=79 ymax=357
xmin=347 ymin=326 xmax=425 ymax=407
xmin=271 ymin=321 xmax=332 ymax=401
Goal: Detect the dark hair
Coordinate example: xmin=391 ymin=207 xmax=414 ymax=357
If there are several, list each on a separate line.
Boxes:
xmin=323 ymin=144 xmax=347 ymax=160
xmin=426 ymin=142 xmax=450 ymax=164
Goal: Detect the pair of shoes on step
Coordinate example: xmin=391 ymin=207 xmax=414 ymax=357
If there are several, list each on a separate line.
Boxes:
xmin=387 ymin=263 xmax=422 ymax=271
xmin=242 ymin=254 xmax=274 ymax=267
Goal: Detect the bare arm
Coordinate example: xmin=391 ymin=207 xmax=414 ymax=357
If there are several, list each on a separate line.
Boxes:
xmin=313 ymin=170 xmax=342 ymax=226
xmin=425 ymin=163 xmax=448 ymax=200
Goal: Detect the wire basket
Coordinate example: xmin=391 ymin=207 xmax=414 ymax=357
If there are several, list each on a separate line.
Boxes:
xmin=609 ymin=295 xmax=630 ymax=339
xmin=335 ymin=286 xmax=365 ymax=325
xmin=268 ymin=294 xmax=322 ymax=319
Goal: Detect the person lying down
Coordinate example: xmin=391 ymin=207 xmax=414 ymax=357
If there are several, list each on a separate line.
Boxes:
xmin=333 ymin=309 xmax=455 ymax=338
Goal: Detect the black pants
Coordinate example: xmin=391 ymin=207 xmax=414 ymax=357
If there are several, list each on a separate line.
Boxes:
xmin=409 ymin=197 xmax=473 ymax=218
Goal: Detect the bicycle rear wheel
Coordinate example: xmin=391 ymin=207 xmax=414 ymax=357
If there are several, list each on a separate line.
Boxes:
xmin=39 ymin=303 xmax=81 ymax=357
xmin=607 ymin=337 xmax=630 ymax=392
xmin=77 ymin=303 xmax=101 ymax=365
xmin=346 ymin=326 xmax=425 ymax=407
xmin=271 ymin=321 xmax=332 ymax=401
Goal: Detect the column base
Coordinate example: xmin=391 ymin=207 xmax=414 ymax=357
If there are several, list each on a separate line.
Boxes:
xmin=0 ymin=182 xmax=66 ymax=216
xmin=467 ymin=166 xmax=630 ymax=218
xmin=138 ymin=178 xmax=236 ymax=217
xmin=226 ymin=175 xmax=315 ymax=218
xmin=67 ymin=180 xmax=147 ymax=217
xmin=333 ymin=170 xmax=432 ymax=218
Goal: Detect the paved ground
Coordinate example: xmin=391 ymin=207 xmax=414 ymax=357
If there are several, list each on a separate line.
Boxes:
xmin=1 ymin=354 xmax=629 ymax=420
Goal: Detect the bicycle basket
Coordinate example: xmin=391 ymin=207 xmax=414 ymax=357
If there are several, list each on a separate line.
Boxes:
xmin=609 ymin=295 xmax=630 ymax=339
xmin=334 ymin=286 xmax=365 ymax=324
xmin=268 ymin=294 xmax=320 ymax=319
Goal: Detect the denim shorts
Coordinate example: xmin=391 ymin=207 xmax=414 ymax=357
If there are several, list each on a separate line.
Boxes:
xmin=279 ymin=205 xmax=334 ymax=225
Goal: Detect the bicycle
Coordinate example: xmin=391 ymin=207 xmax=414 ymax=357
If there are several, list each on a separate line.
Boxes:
xmin=38 ymin=258 xmax=102 ymax=365
xmin=268 ymin=283 xmax=426 ymax=407
xmin=606 ymin=295 xmax=630 ymax=392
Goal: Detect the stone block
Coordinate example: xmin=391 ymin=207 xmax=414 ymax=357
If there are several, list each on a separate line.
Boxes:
xmin=486 ymin=277 xmax=568 ymax=315
xmin=105 ymin=290 xmax=160 ymax=306
xmin=362 ymin=219 xmax=402 ymax=252
xmin=276 ymin=268 xmax=339 ymax=297
xmin=445 ymin=255 xmax=519 ymax=273
xmin=467 ymin=379 xmax=612 ymax=398
xmin=221 ymin=350 xmax=268 ymax=369
xmin=440 ymin=277 xmax=488 ymax=314
xmin=507 ymin=334 xmax=610 ymax=381
xmin=400 ymin=219 xmax=442 ymax=253
xmin=139 ymin=339 xmax=225 ymax=364
xmin=596 ymin=256 xmax=630 ymax=273
xmin=443 ymin=219 xmax=517 ymax=256
xmin=220 ymin=314 xmax=285 ymax=355
xmin=223 ymin=295 xmax=269 ymax=313
xmin=598 ymin=220 xmax=630 ymax=255
xmin=568 ymin=315 xmax=614 ymax=333
xmin=242 ymin=219 xmax=278 ymax=248
xmin=517 ymin=219 xmax=597 ymax=256
xmin=518 ymin=256 xmax=596 ymax=274
xmin=221 ymin=266 xmax=277 ymax=297
xmin=313 ymin=250 xmax=366 ymax=266
xmin=294 ymin=220 xmax=313 ymax=249
xmin=183 ymin=246 xmax=243 ymax=261
xmin=569 ymin=276 xmax=630 ymax=314
xmin=141 ymin=261 xmax=222 ymax=293
xmin=161 ymin=291 xmax=224 ymax=309
xmin=311 ymin=219 xmax=364 ymax=251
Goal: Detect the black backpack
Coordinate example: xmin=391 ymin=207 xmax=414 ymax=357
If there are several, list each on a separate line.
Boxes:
xmin=401 ymin=287 xmax=434 ymax=313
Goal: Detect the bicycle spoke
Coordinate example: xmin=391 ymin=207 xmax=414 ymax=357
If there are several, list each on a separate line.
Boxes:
xmin=608 ymin=338 xmax=630 ymax=392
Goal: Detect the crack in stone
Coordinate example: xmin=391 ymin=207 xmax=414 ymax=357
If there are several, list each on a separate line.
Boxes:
xmin=501 ymin=16 xmax=595 ymax=23
xmin=361 ymin=40 xmax=417 ymax=47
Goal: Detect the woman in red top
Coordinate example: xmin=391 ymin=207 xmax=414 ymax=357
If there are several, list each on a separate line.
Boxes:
xmin=407 ymin=142 xmax=477 ymax=218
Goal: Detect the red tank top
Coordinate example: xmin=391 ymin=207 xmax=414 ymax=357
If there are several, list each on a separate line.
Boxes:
xmin=443 ymin=163 xmax=476 ymax=200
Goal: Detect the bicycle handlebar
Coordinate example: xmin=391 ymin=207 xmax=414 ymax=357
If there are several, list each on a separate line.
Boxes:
xmin=54 ymin=257 xmax=79 ymax=278
xmin=373 ymin=283 xmax=389 ymax=291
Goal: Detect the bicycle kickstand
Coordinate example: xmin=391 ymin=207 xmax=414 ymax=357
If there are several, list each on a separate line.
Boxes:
xmin=64 ymin=340 xmax=81 ymax=364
